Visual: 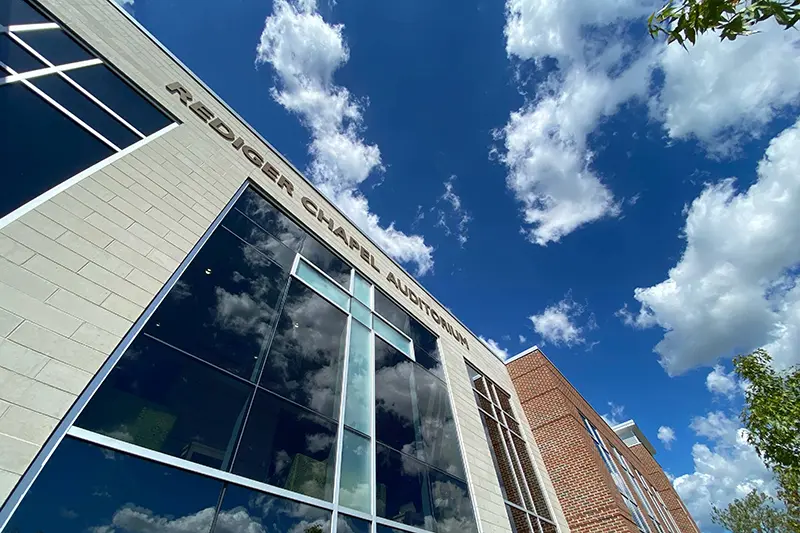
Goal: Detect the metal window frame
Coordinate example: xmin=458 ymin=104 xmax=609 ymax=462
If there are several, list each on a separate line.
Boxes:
xmin=5 ymin=28 xmax=145 ymax=138
xmin=0 ymin=179 xmax=250 ymax=531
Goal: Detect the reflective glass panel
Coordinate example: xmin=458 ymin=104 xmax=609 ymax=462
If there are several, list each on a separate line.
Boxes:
xmin=375 ymin=289 xmax=411 ymax=335
xmin=376 ymin=443 xmax=431 ymax=529
xmin=504 ymin=428 xmax=534 ymax=511
xmin=31 ymin=73 xmax=140 ymax=148
xmin=0 ymin=33 xmax=45 ymax=72
xmin=416 ymin=346 xmax=444 ymax=380
xmin=76 ymin=336 xmax=253 ymax=471
xmin=259 ymin=280 xmax=348 ymax=419
xmin=429 ymin=468 xmax=478 ymax=533
xmin=410 ymin=317 xmax=438 ymax=356
xmin=350 ymin=298 xmax=372 ymax=327
xmin=296 ymin=258 xmax=350 ymax=311
xmin=377 ymin=526 xmax=409 ymax=533
xmin=374 ymin=315 xmax=411 ymax=356
xmin=18 ymin=28 xmax=93 ymax=66
xmin=144 ymin=226 xmax=288 ymax=380
xmin=67 ymin=64 xmax=172 ymax=135
xmin=214 ymin=484 xmax=332 ymax=533
xmin=3 ymin=437 xmax=224 ymax=533
xmin=344 ymin=319 xmax=371 ymax=434
xmin=1 ymin=82 xmax=115 ymax=218
xmin=416 ymin=364 xmax=466 ymax=480
xmin=301 ymin=235 xmax=351 ymax=288
xmin=338 ymin=514 xmax=371 ymax=533
xmin=222 ymin=208 xmax=296 ymax=270
xmin=375 ymin=336 xmax=419 ymax=458
xmin=339 ymin=429 xmax=371 ymax=513
xmin=0 ymin=0 xmax=48 ymax=25
xmin=232 ymin=389 xmax=337 ymax=501
xmin=353 ymin=272 xmax=371 ymax=307
xmin=474 ymin=390 xmax=494 ymax=414
xmin=233 ymin=188 xmax=306 ymax=251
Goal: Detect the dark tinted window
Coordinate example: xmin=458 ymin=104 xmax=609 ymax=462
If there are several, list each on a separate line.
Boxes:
xmin=301 ymin=235 xmax=351 ymax=288
xmin=214 ymin=484 xmax=332 ymax=533
xmin=145 ymin=226 xmax=288 ymax=380
xmin=222 ymin=208 xmax=296 ymax=270
xmin=0 ymin=33 xmax=45 ymax=72
xmin=0 ymin=0 xmax=47 ymax=25
xmin=338 ymin=514 xmax=371 ymax=533
xmin=410 ymin=317 xmax=438 ymax=356
xmin=232 ymin=390 xmax=337 ymax=501
xmin=416 ymin=365 xmax=467 ymax=480
xmin=234 ymin=188 xmax=305 ymax=251
xmin=259 ymin=280 xmax=347 ymax=419
xmin=375 ymin=289 xmax=411 ymax=335
xmin=429 ymin=468 xmax=478 ymax=533
xmin=32 ymin=74 xmax=140 ymax=148
xmin=3 ymin=437 xmax=224 ymax=533
xmin=416 ymin=347 xmax=444 ymax=380
xmin=0 ymin=82 xmax=114 ymax=218
xmin=18 ymin=28 xmax=93 ymax=65
xmin=67 ymin=63 xmax=172 ymax=135
xmin=376 ymin=443 xmax=431 ymax=529
xmin=375 ymin=337 xmax=419 ymax=458
xmin=76 ymin=336 xmax=253 ymax=471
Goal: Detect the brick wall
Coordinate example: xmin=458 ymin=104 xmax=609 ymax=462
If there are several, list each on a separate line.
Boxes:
xmin=507 ymin=349 xmax=699 ymax=533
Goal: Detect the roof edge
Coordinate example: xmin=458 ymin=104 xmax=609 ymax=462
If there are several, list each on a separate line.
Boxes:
xmin=612 ymin=419 xmax=657 ymax=457
xmin=505 ymin=345 xmax=540 ymax=365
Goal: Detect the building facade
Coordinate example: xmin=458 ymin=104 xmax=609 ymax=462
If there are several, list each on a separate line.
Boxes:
xmin=0 ymin=1 xmax=570 ymax=533
xmin=506 ymin=348 xmax=700 ymax=533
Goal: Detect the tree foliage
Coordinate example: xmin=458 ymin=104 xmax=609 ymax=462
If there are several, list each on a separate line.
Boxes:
xmin=648 ymin=0 xmax=800 ymax=47
xmin=733 ymin=349 xmax=800 ymax=527
xmin=711 ymin=490 xmax=793 ymax=532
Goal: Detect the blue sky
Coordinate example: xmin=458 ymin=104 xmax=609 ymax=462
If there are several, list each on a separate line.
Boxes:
xmin=120 ymin=0 xmax=800 ymax=529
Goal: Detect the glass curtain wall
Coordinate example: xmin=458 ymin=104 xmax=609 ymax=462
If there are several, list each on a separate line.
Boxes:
xmin=1 ymin=0 xmax=174 ymax=221
xmin=0 ymin=184 xmax=477 ymax=533
xmin=466 ymin=364 xmax=557 ymax=533
xmin=582 ymin=417 xmax=650 ymax=533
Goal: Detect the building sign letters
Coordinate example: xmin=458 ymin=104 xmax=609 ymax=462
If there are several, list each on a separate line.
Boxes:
xmin=166 ymin=81 xmax=469 ymax=350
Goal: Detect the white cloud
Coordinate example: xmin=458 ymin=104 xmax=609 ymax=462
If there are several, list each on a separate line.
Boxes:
xmin=529 ymin=296 xmax=592 ymax=346
xmin=255 ymin=0 xmax=433 ymax=275
xmin=436 ymin=175 xmax=471 ymax=246
xmin=479 ymin=336 xmax=510 ymax=361
xmin=657 ymin=425 xmax=676 ymax=450
xmin=706 ymin=364 xmax=747 ymax=399
xmin=518 ymin=334 xmax=527 ymax=344
xmin=601 ymin=402 xmax=626 ymax=427
xmin=621 ymin=116 xmax=800 ymax=375
xmin=652 ymin=20 xmax=800 ymax=155
xmin=674 ymin=411 xmax=775 ymax=531
xmin=497 ymin=0 xmax=659 ymax=245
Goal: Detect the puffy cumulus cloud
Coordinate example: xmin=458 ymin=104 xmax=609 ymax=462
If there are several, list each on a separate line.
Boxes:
xmin=620 ymin=117 xmax=800 ymax=375
xmin=652 ymin=20 xmax=800 ymax=156
xmin=529 ymin=295 xmax=594 ymax=346
xmin=479 ymin=336 xmax=510 ymax=361
xmin=657 ymin=425 xmax=676 ymax=450
xmin=706 ymin=364 xmax=747 ymax=399
xmin=601 ymin=402 xmax=626 ymax=427
xmin=673 ymin=411 xmax=775 ymax=531
xmin=497 ymin=0 xmax=659 ymax=246
xmin=255 ymin=0 xmax=433 ymax=275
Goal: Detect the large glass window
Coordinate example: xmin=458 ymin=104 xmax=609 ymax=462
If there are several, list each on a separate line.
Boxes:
xmin=468 ymin=363 xmax=557 ymax=533
xmin=2 ymin=184 xmax=478 ymax=533
xmin=583 ymin=417 xmax=651 ymax=533
xmin=0 ymin=0 xmax=174 ymax=221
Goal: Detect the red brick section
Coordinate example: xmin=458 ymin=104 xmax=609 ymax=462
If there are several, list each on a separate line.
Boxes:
xmin=507 ymin=349 xmax=699 ymax=533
